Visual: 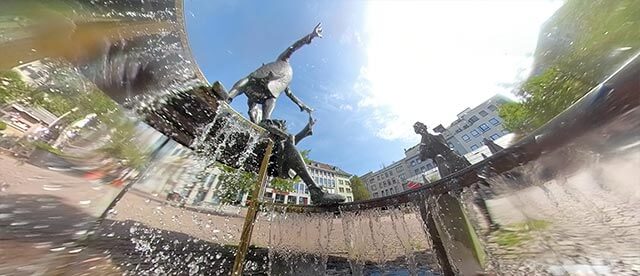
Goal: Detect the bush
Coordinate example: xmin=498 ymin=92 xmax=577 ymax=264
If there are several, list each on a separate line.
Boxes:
xmin=32 ymin=140 xmax=62 ymax=155
xmin=0 ymin=121 xmax=6 ymax=131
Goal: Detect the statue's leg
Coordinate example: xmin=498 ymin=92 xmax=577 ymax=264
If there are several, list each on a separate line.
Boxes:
xmin=284 ymin=142 xmax=318 ymax=190
xmin=284 ymin=142 xmax=345 ymax=204
xmin=248 ymin=100 xmax=261 ymax=123
xmin=227 ymin=77 xmax=249 ymax=99
xmin=261 ymin=98 xmax=276 ymax=121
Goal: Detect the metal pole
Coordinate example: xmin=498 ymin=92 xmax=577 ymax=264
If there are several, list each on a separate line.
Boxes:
xmin=232 ymin=140 xmax=274 ymax=275
xmin=418 ymin=195 xmax=455 ymax=276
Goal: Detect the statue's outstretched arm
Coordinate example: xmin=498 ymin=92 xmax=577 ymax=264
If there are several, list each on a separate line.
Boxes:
xmin=276 ymin=23 xmax=322 ymax=62
xmin=284 ymin=87 xmax=313 ymax=113
xmin=294 ymin=115 xmax=315 ymax=145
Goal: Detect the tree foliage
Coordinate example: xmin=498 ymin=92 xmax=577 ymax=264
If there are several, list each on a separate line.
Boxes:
xmin=1 ymin=64 xmax=144 ymax=168
xmin=213 ymin=149 xmax=313 ymax=203
xmin=216 ymin=165 xmax=257 ymax=204
xmin=99 ymin=119 xmax=148 ymax=169
xmin=0 ymin=71 xmax=33 ymax=104
xmin=500 ymin=0 xmax=640 ymax=134
xmin=349 ymin=176 xmax=370 ymax=201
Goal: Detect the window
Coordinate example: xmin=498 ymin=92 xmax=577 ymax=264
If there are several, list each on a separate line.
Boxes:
xmin=347 ymin=196 xmax=353 ymax=202
xmin=410 ymin=160 xmax=416 ymax=166
xmin=389 ymin=171 xmax=393 ymax=176
xmin=392 ymin=178 xmax=397 ymax=184
xmin=489 ymin=118 xmax=500 ymax=125
xmin=373 ymin=192 xmax=379 ymax=198
xmin=417 ymin=159 xmax=422 ymax=163
xmin=287 ymin=195 xmax=297 ymax=204
xmin=462 ymin=134 xmax=470 ymax=141
xmin=488 ymin=104 xmax=497 ymax=111
xmin=298 ymin=197 xmax=308 ymax=205
xmin=502 ymin=129 xmax=510 ymax=134
xmin=455 ymin=128 xmax=462 ymax=133
xmin=415 ymin=168 xmax=420 ymax=174
xmin=479 ymin=123 xmax=490 ymax=132
xmin=490 ymin=134 xmax=500 ymax=140
xmin=275 ymin=194 xmax=286 ymax=203
xmin=339 ymin=187 xmax=345 ymax=193
xmin=468 ymin=115 xmax=479 ymax=124
xmin=420 ymin=166 xmax=426 ymax=172
xmin=470 ymin=144 xmax=479 ymax=150
xmin=399 ymin=174 xmax=405 ymax=180
xmin=346 ymin=188 xmax=351 ymax=193
xmin=470 ymin=129 xmax=480 ymax=137
xmin=426 ymin=163 xmax=434 ymax=170
xmin=396 ymin=167 xmax=403 ymax=173
xmin=448 ymin=142 xmax=454 ymax=148
xmin=479 ymin=110 xmax=488 ymax=117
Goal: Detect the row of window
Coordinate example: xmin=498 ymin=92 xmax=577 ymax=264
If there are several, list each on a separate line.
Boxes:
xmin=338 ymin=187 xmax=352 ymax=193
xmin=374 ymin=186 xmax=402 ymax=197
xmin=461 ymin=118 xmax=501 ymax=141
xmin=265 ymin=192 xmax=309 ymax=205
xmin=468 ymin=132 xmax=505 ymax=151
xmin=313 ymin=176 xmax=335 ymax=187
xmin=413 ymin=162 xmax=435 ymax=175
xmin=310 ymin=168 xmax=335 ymax=178
xmin=410 ymin=158 xmax=424 ymax=166
xmin=453 ymin=105 xmax=500 ymax=134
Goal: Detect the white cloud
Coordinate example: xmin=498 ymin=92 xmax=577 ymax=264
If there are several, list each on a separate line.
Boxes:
xmin=357 ymin=0 xmax=562 ymax=140
xmin=339 ymin=104 xmax=354 ymax=111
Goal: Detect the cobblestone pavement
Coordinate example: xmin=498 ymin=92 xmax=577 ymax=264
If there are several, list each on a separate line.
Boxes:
xmin=0 ymin=156 xmax=122 ymax=275
xmin=481 ymin=149 xmax=640 ymax=275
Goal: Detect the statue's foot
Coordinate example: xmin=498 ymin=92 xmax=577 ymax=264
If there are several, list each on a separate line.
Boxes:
xmin=211 ymin=81 xmax=230 ymax=101
xmin=310 ymin=190 xmax=345 ymax=205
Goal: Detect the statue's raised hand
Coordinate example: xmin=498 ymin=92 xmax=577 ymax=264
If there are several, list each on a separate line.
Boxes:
xmin=312 ymin=23 xmax=323 ymax=39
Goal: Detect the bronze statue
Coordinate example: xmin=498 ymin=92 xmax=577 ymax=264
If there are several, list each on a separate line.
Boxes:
xmin=414 ymin=122 xmax=499 ymax=232
xmin=413 ymin=122 xmax=470 ymax=172
xmin=218 ymin=23 xmax=322 ymax=123
xmin=261 ymin=116 xmax=345 ymax=205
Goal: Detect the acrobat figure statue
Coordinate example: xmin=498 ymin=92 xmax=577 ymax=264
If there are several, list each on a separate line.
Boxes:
xmin=413 ymin=122 xmax=470 ymax=173
xmin=260 ymin=116 xmax=345 ymax=205
xmin=216 ymin=23 xmax=322 ymax=123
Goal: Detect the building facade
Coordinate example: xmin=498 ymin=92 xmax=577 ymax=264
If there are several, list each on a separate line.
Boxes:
xmin=360 ymin=145 xmax=439 ymax=199
xmin=361 ymin=94 xmax=512 ymax=199
xmin=435 ymin=94 xmax=512 ymax=155
xmin=263 ymin=160 xmax=355 ymax=204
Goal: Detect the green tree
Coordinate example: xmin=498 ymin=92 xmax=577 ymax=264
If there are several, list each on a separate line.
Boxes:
xmin=99 ymin=119 xmax=148 ymax=169
xmin=349 ymin=176 xmax=370 ymax=201
xmin=0 ymin=120 xmax=6 ymax=130
xmin=501 ymin=0 xmax=640 ymax=135
xmin=0 ymin=71 xmax=34 ymax=104
xmin=216 ymin=165 xmax=257 ymax=204
xmin=213 ymin=149 xmax=313 ymax=203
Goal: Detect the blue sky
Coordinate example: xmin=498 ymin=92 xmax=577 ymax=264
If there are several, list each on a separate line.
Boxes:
xmin=184 ymin=0 xmax=562 ymax=175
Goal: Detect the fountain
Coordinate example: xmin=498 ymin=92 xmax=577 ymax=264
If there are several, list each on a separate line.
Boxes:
xmin=1 ymin=1 xmax=640 ymax=275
